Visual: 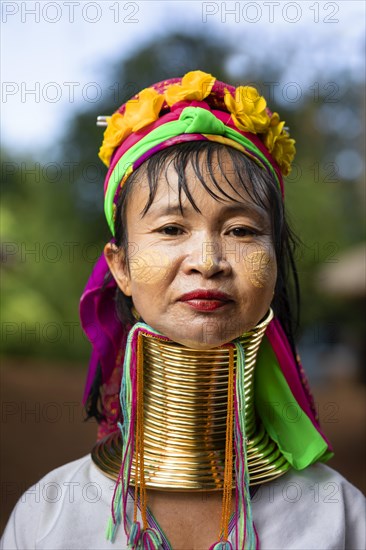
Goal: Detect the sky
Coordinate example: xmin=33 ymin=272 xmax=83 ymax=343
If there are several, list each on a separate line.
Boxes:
xmin=1 ymin=0 xmax=365 ymax=155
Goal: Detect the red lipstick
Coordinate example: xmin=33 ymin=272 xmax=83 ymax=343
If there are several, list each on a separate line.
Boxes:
xmin=178 ymin=290 xmax=233 ymax=311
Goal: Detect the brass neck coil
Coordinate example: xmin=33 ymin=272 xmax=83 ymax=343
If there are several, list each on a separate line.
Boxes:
xmin=92 ymin=309 xmax=290 ymax=489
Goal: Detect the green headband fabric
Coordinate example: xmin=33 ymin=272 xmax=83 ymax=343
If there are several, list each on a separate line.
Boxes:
xmin=105 ymin=107 xmax=279 ymax=234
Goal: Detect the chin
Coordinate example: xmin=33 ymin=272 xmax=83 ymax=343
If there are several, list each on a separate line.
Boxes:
xmin=143 ymin=313 xmax=265 ymax=349
xmin=172 ymin=337 xmax=227 ymax=350
xmin=162 ymin=327 xmax=242 ymax=350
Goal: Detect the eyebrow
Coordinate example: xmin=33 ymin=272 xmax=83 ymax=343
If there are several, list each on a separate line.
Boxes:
xmin=144 ymin=202 xmax=268 ymax=222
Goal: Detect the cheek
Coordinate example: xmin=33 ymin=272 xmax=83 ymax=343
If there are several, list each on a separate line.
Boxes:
xmin=243 ymin=249 xmax=276 ymax=288
xmin=129 ymin=249 xmax=171 ymax=286
xmin=237 ymin=245 xmax=277 ymax=291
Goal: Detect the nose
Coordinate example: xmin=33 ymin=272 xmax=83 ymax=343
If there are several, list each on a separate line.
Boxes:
xmin=182 ymin=239 xmax=232 ymax=278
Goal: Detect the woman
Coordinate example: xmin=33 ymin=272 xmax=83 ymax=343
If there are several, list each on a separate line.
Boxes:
xmin=1 ymin=71 xmax=365 ymax=550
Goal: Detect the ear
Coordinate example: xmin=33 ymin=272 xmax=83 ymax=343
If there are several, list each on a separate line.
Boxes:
xmin=104 ymin=242 xmax=132 ymax=296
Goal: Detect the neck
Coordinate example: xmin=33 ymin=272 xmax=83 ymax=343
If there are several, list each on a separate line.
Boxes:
xmin=92 ymin=309 xmax=290 ymax=489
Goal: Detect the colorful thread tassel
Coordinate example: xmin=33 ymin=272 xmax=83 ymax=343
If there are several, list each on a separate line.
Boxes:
xmin=128 ymin=520 xmax=141 ymax=548
xmin=107 ymin=323 xmax=258 ymax=550
xmin=142 ymin=527 xmax=163 ymax=549
xmin=209 ymin=542 xmax=234 ymax=550
xmin=234 ymin=341 xmax=257 ymax=549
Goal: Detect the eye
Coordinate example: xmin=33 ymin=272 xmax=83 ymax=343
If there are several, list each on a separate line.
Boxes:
xmin=158 ymin=225 xmax=184 ymax=236
xmin=228 ymin=226 xmax=258 ymax=238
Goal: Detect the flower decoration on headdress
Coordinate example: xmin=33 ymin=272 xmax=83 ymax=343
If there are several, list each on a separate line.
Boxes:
xmin=98 ymin=70 xmax=296 ymax=177
xmin=99 ymin=114 xmax=128 ymax=167
xmin=224 ymin=85 xmax=270 ymax=133
xmin=123 ymin=87 xmax=164 ymax=131
xmin=99 ymin=88 xmax=164 ymax=166
xmin=272 ymin=132 xmax=296 ymax=176
xmin=164 ymin=70 xmax=215 ymax=106
xmin=264 ymin=112 xmax=296 ymax=176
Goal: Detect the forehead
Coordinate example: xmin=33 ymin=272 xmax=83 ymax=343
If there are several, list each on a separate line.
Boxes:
xmin=127 ymin=147 xmax=269 ymax=219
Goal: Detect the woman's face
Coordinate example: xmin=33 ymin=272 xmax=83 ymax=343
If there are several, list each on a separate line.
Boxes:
xmin=105 ymin=149 xmax=277 ymax=348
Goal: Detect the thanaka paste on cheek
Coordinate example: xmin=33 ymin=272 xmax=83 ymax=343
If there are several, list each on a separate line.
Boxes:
xmin=243 ymin=249 xmax=275 ymax=288
xmin=129 ymin=249 xmax=170 ymax=284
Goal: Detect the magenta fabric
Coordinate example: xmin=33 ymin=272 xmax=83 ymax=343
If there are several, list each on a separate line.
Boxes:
xmin=79 ymin=244 xmax=130 ymax=402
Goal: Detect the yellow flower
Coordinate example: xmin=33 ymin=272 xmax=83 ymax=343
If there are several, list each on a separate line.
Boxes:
xmin=123 ymin=88 xmax=164 ymax=131
xmin=263 ymin=113 xmax=296 ymax=175
xmin=224 ymin=86 xmax=270 ymax=133
xmin=98 ymin=113 xmax=131 ymax=166
xmin=263 ymin=112 xmax=285 ymax=151
xmin=271 ymin=131 xmax=296 ymax=176
xmin=165 ymin=70 xmax=216 ymax=107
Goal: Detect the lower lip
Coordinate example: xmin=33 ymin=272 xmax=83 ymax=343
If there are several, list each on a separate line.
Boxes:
xmin=180 ymin=299 xmax=231 ymax=311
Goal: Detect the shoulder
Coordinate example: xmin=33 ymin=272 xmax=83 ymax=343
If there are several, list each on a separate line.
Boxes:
xmin=0 ymin=455 xmax=119 ymax=550
xmin=285 ymin=462 xmax=366 ymax=512
xmin=252 ymin=463 xmax=366 ymax=550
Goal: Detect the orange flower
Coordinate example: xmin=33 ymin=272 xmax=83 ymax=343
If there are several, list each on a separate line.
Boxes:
xmin=123 ymin=88 xmax=164 ymax=131
xmin=98 ymin=113 xmax=131 ymax=166
xmin=165 ymin=70 xmax=216 ymax=107
xmin=224 ymin=86 xmax=270 ymax=134
xmin=98 ymin=88 xmax=164 ymax=167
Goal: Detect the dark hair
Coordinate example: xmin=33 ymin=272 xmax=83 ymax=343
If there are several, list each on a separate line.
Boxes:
xmin=86 ymin=141 xmax=300 ymax=421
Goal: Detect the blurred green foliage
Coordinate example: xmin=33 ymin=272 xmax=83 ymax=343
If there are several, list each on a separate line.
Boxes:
xmin=1 ymin=32 xmax=364 ymax=362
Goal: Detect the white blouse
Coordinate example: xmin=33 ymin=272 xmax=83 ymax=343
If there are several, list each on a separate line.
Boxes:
xmin=1 ymin=454 xmax=365 ymax=550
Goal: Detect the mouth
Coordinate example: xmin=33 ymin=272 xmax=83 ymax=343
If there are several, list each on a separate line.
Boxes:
xmin=178 ymin=290 xmax=234 ymax=312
